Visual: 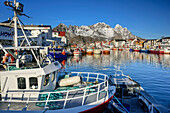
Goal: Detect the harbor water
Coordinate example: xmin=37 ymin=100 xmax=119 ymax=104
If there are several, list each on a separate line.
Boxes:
xmin=64 ymin=50 xmax=170 ymax=110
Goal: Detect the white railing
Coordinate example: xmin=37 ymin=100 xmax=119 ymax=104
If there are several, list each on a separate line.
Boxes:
xmin=0 ymin=72 xmax=109 ymax=111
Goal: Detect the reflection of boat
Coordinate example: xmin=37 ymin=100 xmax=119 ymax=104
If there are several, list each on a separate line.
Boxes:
xmin=93 ymin=49 xmax=101 ymax=54
xmin=108 ymin=69 xmax=163 ymax=113
xmin=86 ymin=48 xmax=93 ymax=55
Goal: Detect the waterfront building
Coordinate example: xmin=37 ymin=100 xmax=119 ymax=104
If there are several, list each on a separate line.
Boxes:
xmin=52 ymin=31 xmax=68 ymax=47
xmin=143 ymin=39 xmax=162 ymax=49
xmin=0 ymin=18 xmax=28 ymax=46
xmin=24 ymin=24 xmax=53 ymax=46
xmin=161 ymin=37 xmax=170 ymax=48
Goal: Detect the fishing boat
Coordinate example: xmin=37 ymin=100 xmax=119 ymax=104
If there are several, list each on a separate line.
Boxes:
xmin=0 ymin=1 xmax=118 ymax=113
xmin=49 ymin=48 xmax=67 ymax=59
xmin=139 ymin=49 xmax=149 ymax=53
xmin=149 ymin=49 xmax=164 ymax=54
xmin=107 ymin=68 xmax=166 ymax=113
xmin=129 ymin=48 xmax=133 ymax=52
xmin=112 ymin=48 xmax=117 ymax=50
xmin=73 ymin=48 xmax=82 ymax=56
xmin=93 ymin=48 xmax=101 ymax=54
xmin=102 ymin=47 xmax=110 ymax=54
xmin=133 ymin=48 xmax=140 ymax=52
xmin=118 ymin=48 xmax=123 ymax=51
xmin=164 ymin=47 xmax=170 ymax=54
xmin=86 ymin=48 xmax=93 ymax=55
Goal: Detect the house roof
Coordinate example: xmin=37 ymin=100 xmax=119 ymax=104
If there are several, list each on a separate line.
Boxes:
xmin=162 ymin=37 xmax=170 ymax=39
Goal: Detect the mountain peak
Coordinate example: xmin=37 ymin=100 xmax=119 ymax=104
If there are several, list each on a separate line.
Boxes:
xmin=53 ymin=22 xmax=140 ymax=42
xmin=115 ymin=24 xmax=123 ymax=29
xmin=92 ymin=22 xmax=111 ymax=28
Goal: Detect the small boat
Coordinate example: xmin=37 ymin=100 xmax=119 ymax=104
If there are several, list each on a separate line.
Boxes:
xmin=102 ymin=47 xmax=110 ymax=54
xmin=164 ymin=48 xmax=170 ymax=54
xmin=107 ymin=68 xmax=165 ymax=113
xmin=73 ymin=48 xmax=82 ymax=55
xmin=93 ymin=48 xmax=101 ymax=54
xmin=86 ymin=48 xmax=93 ymax=55
xmin=49 ymin=48 xmax=67 ymax=59
xmin=139 ymin=49 xmax=149 ymax=53
xmin=112 ymin=48 xmax=117 ymax=50
xmin=118 ymin=48 xmax=123 ymax=51
xmin=149 ymin=49 xmax=164 ymax=54
xmin=133 ymin=48 xmax=140 ymax=52
xmin=129 ymin=48 xmax=133 ymax=52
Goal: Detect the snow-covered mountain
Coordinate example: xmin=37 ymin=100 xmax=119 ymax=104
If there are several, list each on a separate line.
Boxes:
xmin=53 ymin=22 xmax=139 ymax=42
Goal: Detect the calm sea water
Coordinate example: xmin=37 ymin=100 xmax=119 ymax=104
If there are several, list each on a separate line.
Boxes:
xmin=63 ymin=50 xmax=170 ymax=109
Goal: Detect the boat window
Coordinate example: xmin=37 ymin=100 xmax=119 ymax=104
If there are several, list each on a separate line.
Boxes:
xmin=51 ymin=72 xmax=55 ymax=82
xmin=29 ymin=77 xmax=38 ymax=89
xmin=17 ymin=77 xmax=26 ymax=89
xmin=44 ymin=74 xmax=50 ymax=86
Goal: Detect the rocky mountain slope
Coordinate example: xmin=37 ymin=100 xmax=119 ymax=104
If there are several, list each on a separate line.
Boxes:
xmin=53 ymin=22 xmax=140 ymax=44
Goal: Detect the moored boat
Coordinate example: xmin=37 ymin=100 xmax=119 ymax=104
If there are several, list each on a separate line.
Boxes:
xmin=164 ymin=47 xmax=170 ymax=54
xmin=129 ymin=48 xmax=133 ymax=52
xmin=93 ymin=48 xmax=101 ymax=54
xmin=133 ymin=48 xmax=140 ymax=52
xmin=86 ymin=48 xmax=93 ymax=55
xmin=107 ymin=68 xmax=165 ymax=113
xmin=102 ymin=47 xmax=110 ymax=54
xmin=118 ymin=48 xmax=123 ymax=51
xmin=149 ymin=49 xmax=164 ymax=54
xmin=139 ymin=49 xmax=149 ymax=53
xmin=73 ymin=48 xmax=82 ymax=55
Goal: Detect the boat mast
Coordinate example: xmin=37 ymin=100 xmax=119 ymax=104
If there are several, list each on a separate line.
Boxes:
xmin=13 ymin=0 xmax=18 ymax=47
xmin=4 ymin=0 xmax=41 ymax=68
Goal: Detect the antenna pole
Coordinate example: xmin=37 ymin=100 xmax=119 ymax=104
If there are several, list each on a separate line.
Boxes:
xmin=14 ymin=0 xmax=18 ymax=47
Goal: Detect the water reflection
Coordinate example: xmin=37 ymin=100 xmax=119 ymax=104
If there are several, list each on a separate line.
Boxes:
xmin=65 ymin=50 xmax=170 ymax=109
xmin=67 ymin=50 xmax=170 ymax=69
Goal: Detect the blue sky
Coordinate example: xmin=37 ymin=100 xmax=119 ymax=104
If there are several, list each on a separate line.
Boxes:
xmin=0 ymin=0 xmax=170 ymax=39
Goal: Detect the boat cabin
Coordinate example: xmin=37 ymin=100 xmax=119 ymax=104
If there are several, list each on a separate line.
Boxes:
xmin=0 ymin=61 xmax=62 ymax=100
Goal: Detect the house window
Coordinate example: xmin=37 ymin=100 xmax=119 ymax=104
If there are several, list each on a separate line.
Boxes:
xmin=29 ymin=77 xmax=38 ymax=89
xmin=44 ymin=74 xmax=50 ymax=86
xmin=17 ymin=77 xmax=26 ymax=89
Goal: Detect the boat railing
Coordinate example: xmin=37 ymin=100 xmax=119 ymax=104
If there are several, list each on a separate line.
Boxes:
xmin=0 ymin=72 xmax=109 ymax=111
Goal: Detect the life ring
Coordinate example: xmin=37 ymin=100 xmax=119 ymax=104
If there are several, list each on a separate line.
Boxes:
xmin=2 ymin=53 xmax=14 ymax=63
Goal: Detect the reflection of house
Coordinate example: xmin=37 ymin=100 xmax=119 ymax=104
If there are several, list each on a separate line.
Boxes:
xmin=52 ymin=31 xmax=68 ymax=47
xmin=161 ymin=37 xmax=170 ymax=47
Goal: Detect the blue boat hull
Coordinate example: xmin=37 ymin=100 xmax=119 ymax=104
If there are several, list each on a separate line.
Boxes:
xmin=139 ymin=50 xmax=149 ymax=53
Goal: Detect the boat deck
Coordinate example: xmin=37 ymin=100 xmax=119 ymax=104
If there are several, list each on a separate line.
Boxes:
xmin=0 ymin=91 xmax=107 ymax=111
